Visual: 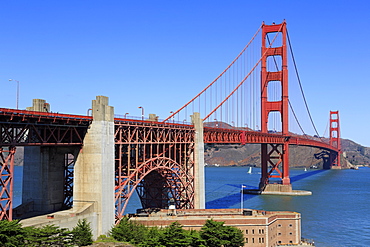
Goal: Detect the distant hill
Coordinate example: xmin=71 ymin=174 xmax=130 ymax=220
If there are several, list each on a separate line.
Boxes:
xmin=205 ymin=139 xmax=370 ymax=168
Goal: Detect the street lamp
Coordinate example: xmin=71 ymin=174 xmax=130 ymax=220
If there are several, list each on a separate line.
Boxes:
xmin=214 ymin=118 xmax=218 ymax=127
xmin=170 ymin=111 xmax=174 ymax=123
xmin=124 ymin=113 xmax=129 ymax=118
xmin=241 ymin=185 xmax=246 ymax=213
xmin=138 ymin=106 xmax=144 ymax=120
xmin=8 ymin=79 xmax=19 ymax=109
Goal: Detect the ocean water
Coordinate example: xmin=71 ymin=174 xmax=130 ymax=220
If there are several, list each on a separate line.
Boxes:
xmin=12 ymin=166 xmax=370 ymax=247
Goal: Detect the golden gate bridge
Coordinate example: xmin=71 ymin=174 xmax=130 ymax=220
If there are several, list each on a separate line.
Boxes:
xmin=0 ymin=21 xmax=340 ymax=235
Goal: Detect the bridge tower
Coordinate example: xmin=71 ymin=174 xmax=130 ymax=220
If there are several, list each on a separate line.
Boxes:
xmin=260 ymin=21 xmax=291 ymax=190
xmin=329 ymin=111 xmax=341 ymax=167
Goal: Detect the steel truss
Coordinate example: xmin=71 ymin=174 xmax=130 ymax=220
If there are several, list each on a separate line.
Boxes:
xmin=0 ymin=110 xmax=89 ymax=220
xmin=63 ymin=152 xmax=77 ymax=209
xmin=204 ymin=127 xmax=287 ymax=144
xmin=114 ymin=121 xmax=195 ymax=221
xmin=0 ymin=108 xmax=90 ymax=146
xmin=0 ymin=146 xmax=16 ymax=220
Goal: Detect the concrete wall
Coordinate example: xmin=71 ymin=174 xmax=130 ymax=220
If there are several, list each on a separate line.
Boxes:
xmin=21 ymin=203 xmax=99 ymax=238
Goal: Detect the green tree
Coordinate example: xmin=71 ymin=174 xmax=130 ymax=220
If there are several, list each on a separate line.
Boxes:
xmin=200 ymin=219 xmax=244 ymax=247
xmin=24 ymin=224 xmax=73 ymax=246
xmin=159 ymin=221 xmax=192 ymax=247
xmin=188 ymin=229 xmax=206 ymax=247
xmin=0 ymin=220 xmax=25 ymax=247
xmin=111 ymin=217 xmax=148 ymax=245
xmin=139 ymin=226 xmax=164 ymax=247
xmin=223 ymin=226 xmax=244 ymax=247
xmin=72 ymin=218 xmax=93 ymax=246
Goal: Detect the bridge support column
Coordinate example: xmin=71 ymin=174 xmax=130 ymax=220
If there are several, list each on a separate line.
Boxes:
xmin=74 ymin=96 xmax=115 ymax=237
xmin=260 ymin=21 xmax=291 ymax=191
xmin=191 ymin=112 xmax=205 ymax=209
xmin=22 ymin=146 xmax=79 ymax=215
xmin=329 ymin=111 xmax=341 ymax=168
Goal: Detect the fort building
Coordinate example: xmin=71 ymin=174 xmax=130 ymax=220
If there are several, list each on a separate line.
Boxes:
xmin=129 ymin=208 xmax=308 ymax=247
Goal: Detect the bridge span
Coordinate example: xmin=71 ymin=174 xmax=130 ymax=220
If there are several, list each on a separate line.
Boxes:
xmin=0 ymin=21 xmax=341 ymax=238
xmin=0 ymin=98 xmax=340 ymax=237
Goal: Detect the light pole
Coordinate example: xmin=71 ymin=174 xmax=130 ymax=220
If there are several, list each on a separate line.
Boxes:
xmin=241 ymin=184 xmax=246 ymax=213
xmin=124 ymin=112 xmax=129 ymax=118
xmin=214 ymin=118 xmax=218 ymax=127
xmin=8 ymin=79 xmax=19 ymax=109
xmin=138 ymin=106 xmax=144 ymax=120
xmin=170 ymin=111 xmax=174 ymax=123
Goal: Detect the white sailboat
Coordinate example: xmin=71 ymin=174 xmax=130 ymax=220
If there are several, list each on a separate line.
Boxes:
xmin=304 ymin=167 xmax=307 ymax=172
xmin=247 ymin=167 xmax=252 ymax=174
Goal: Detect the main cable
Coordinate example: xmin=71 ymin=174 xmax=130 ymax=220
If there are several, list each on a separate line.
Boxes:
xmin=266 ymin=35 xmax=306 ymax=135
xmin=287 ymin=29 xmax=322 ymax=140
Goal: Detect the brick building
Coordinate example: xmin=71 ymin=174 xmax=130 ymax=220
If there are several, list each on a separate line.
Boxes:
xmin=130 ymin=208 xmax=303 ymax=247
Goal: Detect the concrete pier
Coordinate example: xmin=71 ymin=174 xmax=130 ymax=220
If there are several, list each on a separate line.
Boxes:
xmin=73 ymin=96 xmax=115 ymax=237
xmin=244 ymin=184 xmax=312 ymax=196
xmin=22 ymin=146 xmax=79 ymax=214
xmin=191 ymin=112 xmax=205 ymax=209
xmin=20 ymin=96 xmax=115 ymax=239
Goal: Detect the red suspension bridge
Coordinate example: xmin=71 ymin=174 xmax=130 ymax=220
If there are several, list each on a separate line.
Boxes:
xmin=0 ymin=21 xmax=340 ymax=228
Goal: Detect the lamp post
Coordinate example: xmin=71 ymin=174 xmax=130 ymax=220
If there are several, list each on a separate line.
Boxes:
xmin=214 ymin=118 xmax=218 ymax=127
xmin=138 ymin=106 xmax=144 ymax=120
xmin=124 ymin=112 xmax=129 ymax=118
xmin=170 ymin=111 xmax=174 ymax=123
xmin=241 ymin=185 xmax=246 ymax=213
xmin=8 ymin=79 xmax=19 ymax=109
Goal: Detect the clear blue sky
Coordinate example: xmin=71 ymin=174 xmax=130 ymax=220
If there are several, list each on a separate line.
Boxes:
xmin=1 ymin=1 xmax=369 ymax=146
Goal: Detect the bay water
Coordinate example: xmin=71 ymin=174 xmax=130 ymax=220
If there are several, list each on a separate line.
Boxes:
xmin=13 ymin=166 xmax=370 ymax=247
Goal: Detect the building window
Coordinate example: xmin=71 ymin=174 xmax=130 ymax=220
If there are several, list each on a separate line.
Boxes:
xmin=246 ymin=229 xmax=248 ymax=234
xmin=262 ymin=229 xmax=264 ymax=234
xmin=289 ymin=224 xmax=293 ymax=227
xmin=278 ymin=232 xmax=282 ymax=236
xmin=262 ymin=238 xmax=264 ymax=243
xmin=289 ymin=232 xmax=293 ymax=235
xmin=252 ymin=229 xmax=255 ymax=234
xmin=252 ymin=238 xmax=254 ymax=243
xmin=246 ymin=238 xmax=248 ymax=243
xmin=278 ymin=224 xmax=282 ymax=227
xmin=290 ymin=241 xmax=293 ymax=244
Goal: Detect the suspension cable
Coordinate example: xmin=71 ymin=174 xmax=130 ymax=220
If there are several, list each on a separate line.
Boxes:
xmin=162 ymin=24 xmax=263 ymax=123
xmin=266 ymin=35 xmax=305 ymax=135
xmin=204 ymin=25 xmax=283 ymax=121
xmin=288 ymin=99 xmax=306 ymax=135
xmin=287 ymin=29 xmax=322 ymax=139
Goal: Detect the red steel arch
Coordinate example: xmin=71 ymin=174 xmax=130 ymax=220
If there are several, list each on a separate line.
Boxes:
xmin=115 ymin=156 xmax=194 ymax=220
xmin=114 ymin=120 xmax=196 ymax=221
